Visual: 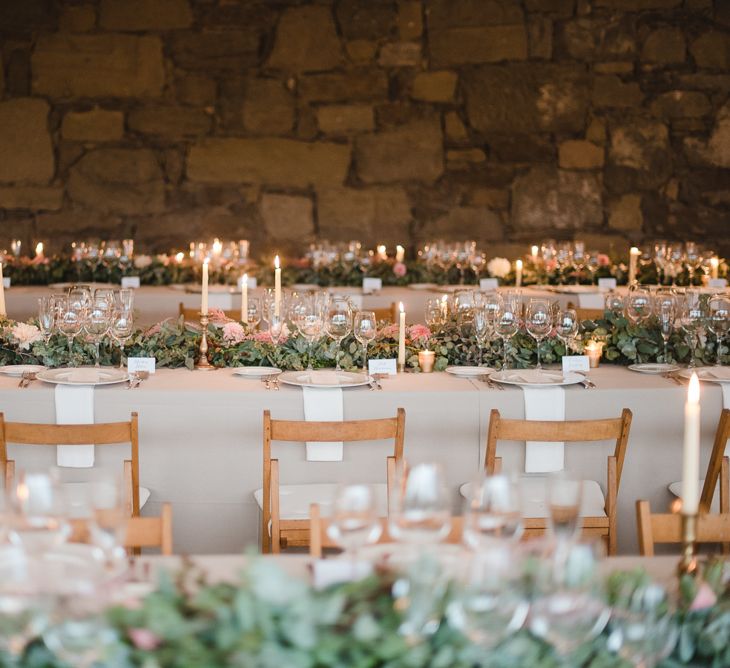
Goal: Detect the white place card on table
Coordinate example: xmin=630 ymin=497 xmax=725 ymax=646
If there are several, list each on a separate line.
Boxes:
xmin=237 ymin=275 xmax=257 ymax=290
xmin=3 ymin=277 xmax=9 ymax=288
xmin=710 ymin=278 xmax=728 ymax=288
xmin=479 ymin=278 xmax=499 ymax=290
xmin=127 ymin=357 xmax=156 ymax=374
xmin=562 ymin=355 xmax=590 ymax=374
xmin=598 ymin=278 xmax=617 ymax=290
xmin=362 ymin=277 xmax=382 ymax=294
xmin=121 ymin=276 xmax=141 ymax=289
xmin=369 ymin=358 xmax=397 ymax=376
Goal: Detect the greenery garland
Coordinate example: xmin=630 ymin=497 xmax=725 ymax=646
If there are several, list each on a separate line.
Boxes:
xmin=0 ymin=310 xmax=727 ymax=371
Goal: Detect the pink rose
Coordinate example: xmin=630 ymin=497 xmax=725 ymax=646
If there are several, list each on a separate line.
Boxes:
xmin=408 ymin=324 xmax=431 ymax=342
xmin=380 ymin=323 xmax=398 ymax=338
xmin=597 ymin=253 xmax=610 ymax=267
xmin=145 ymin=322 xmax=162 ymax=336
xmin=690 ymin=582 xmax=717 ymax=611
xmin=207 ymin=308 xmax=231 ymax=326
xmin=393 ymin=262 xmax=407 ymax=278
xmin=222 ymin=321 xmax=246 ymax=345
xmin=128 ymin=628 xmax=161 ymax=651
xmin=546 ymin=259 xmax=557 ymax=272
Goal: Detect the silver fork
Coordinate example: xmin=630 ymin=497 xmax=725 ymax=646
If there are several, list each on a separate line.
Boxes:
xmin=663 ymin=372 xmax=684 ymax=385
xmin=478 ymin=374 xmax=503 ymax=390
xmin=127 ymin=371 xmax=150 ymax=389
xmin=372 ymin=373 xmax=386 ymax=390
xmin=19 ymin=372 xmax=37 ymax=388
xmin=579 ymin=378 xmax=596 ymax=389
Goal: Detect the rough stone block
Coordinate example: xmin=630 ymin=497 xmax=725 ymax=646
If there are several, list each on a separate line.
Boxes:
xmin=607 ymin=118 xmax=671 ymax=189
xmin=560 ymin=17 xmax=636 ymax=61
xmin=411 ymin=71 xmax=457 ymax=102
xmin=593 ymin=76 xmax=643 ymax=108
xmin=242 ymin=79 xmax=294 ymax=135
xmin=0 ymin=98 xmax=54 ymax=184
xmin=59 ymin=4 xmax=96 ymax=32
xmin=128 ymin=106 xmax=211 ymax=139
xmin=317 ymin=187 xmax=411 ymax=243
xmin=345 ymin=41 xmax=377 ymax=63
xmin=490 ymin=135 xmax=554 ymax=162
xmin=317 ymin=105 xmax=374 ymax=135
xmin=337 ymin=0 xmax=398 ymax=40
xmin=0 ymin=186 xmax=63 ymax=210
xmin=68 ymin=148 xmax=165 ymax=214
xmin=378 ymin=42 xmax=421 ymax=67
xmin=464 ymin=63 xmax=589 ymax=134
xmin=62 ymin=108 xmax=124 ymax=142
xmin=430 ymin=25 xmax=528 ymax=66
xmin=260 ymin=194 xmax=314 ymax=245
xmin=468 ymin=187 xmax=510 ymax=209
xmin=594 ymin=62 xmax=634 ymax=74
xmin=684 ymin=102 xmax=730 ymax=168
xmin=446 ymin=148 xmax=486 ymax=169
xmin=426 ymin=207 xmax=503 ymax=240
xmin=188 ymin=138 xmax=351 ymax=188
xmin=608 ymin=194 xmax=642 ymax=232
xmin=99 ymin=0 xmax=192 ymax=31
xmin=642 ymin=28 xmax=685 ymax=64
xmin=32 ymin=34 xmax=164 ymax=98
xmin=444 ymin=111 xmax=468 ymax=141
xmin=559 ymin=140 xmax=604 ymax=169
xmin=528 ymin=16 xmax=553 ymax=60
xmin=690 ymin=31 xmax=730 ymax=70
xmin=512 ymin=166 xmax=603 ymax=231
xmin=428 ymin=0 xmax=523 ymax=28
xmin=0 ymin=0 xmax=57 ymax=31
xmin=586 ymin=117 xmax=607 ymax=144
xmin=170 ymin=31 xmax=259 ymax=72
xmin=176 ymin=74 xmax=217 ymax=106
xmin=651 ymin=91 xmax=711 ymax=119
xmin=398 ymin=1 xmax=423 ymax=40
xmin=525 ymin=0 xmax=574 ymax=16
xmin=267 ymin=6 xmax=342 ymax=73
xmin=355 ymin=119 xmax=443 ymax=184
xmin=594 ymin=0 xmax=680 ymax=7
xmin=299 ymin=71 xmax=388 ymax=103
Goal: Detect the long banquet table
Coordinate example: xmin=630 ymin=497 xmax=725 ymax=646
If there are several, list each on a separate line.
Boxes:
xmin=0 ymin=366 xmax=725 ymax=555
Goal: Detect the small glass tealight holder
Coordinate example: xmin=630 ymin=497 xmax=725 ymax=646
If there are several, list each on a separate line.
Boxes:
xmin=418 ymin=350 xmax=435 ymax=373
xmin=584 ymin=341 xmax=603 ymax=368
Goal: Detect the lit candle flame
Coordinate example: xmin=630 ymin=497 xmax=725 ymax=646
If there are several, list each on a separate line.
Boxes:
xmin=212 ymin=238 xmax=222 ymax=255
xmin=274 ymin=255 xmax=280 ymax=269
xmin=203 ymin=258 xmax=209 ymax=267
xmin=515 ymin=259 xmax=523 ymax=269
xmin=35 ymin=242 xmax=44 ymax=256
xmin=688 ymin=372 xmax=700 ymax=404
xmin=175 ymin=252 xmax=184 ymax=263
xmin=531 ymin=245 xmax=538 ymax=257
xmin=630 ymin=246 xmax=641 ymax=256
xmin=17 ymin=483 xmax=28 ymax=502
xmin=399 ymin=301 xmax=404 ymax=313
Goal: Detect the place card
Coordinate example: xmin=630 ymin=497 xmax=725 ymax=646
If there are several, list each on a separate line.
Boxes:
xmin=709 ymin=278 xmax=728 ymax=288
xmin=237 ymin=275 xmax=257 ymax=290
xmin=562 ymin=355 xmax=590 ymax=374
xmin=121 ymin=276 xmax=141 ymax=289
xmin=598 ymin=278 xmax=617 ymax=290
xmin=127 ymin=357 xmax=156 ymax=374
xmin=368 ymin=358 xmax=397 ymax=376
xmin=362 ymin=277 xmax=382 ymax=294
xmin=479 ymin=278 xmax=499 ymax=290
xmin=2 ymin=277 xmax=9 ymax=289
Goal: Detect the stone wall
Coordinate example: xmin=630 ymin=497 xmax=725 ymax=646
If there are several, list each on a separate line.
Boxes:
xmin=0 ymin=0 xmax=729 ymax=258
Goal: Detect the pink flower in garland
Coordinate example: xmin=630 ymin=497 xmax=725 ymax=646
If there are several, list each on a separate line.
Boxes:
xmin=380 ymin=323 xmax=398 ymax=339
xmin=128 ymin=628 xmax=162 ymax=651
xmin=207 ymin=308 xmax=231 ymax=326
xmin=222 ymin=321 xmax=246 ymax=345
xmin=545 ymin=259 xmax=558 ymax=272
xmin=393 ymin=262 xmax=407 ymax=278
xmin=597 ymin=253 xmax=611 ymax=267
xmin=253 ymin=324 xmax=290 ymax=344
xmin=408 ymin=324 xmax=431 ymax=343
xmin=690 ymin=582 xmax=717 ymax=611
xmin=145 ymin=322 xmax=162 ymax=336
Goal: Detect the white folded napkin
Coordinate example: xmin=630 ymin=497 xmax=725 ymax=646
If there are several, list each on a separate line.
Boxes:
xmin=55 ymin=384 xmax=94 ymax=467
xmin=578 ymin=293 xmax=605 ymax=309
xmin=302 ymin=385 xmax=344 ymax=461
xmin=522 ymin=386 xmax=566 ymax=473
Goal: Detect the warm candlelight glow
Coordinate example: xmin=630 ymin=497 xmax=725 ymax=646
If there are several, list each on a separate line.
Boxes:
xmin=399 ymin=301 xmax=404 ymax=313
xmin=274 ymin=255 xmax=280 ymax=269
xmin=515 ymin=259 xmax=523 ymax=270
xmin=688 ymin=372 xmax=700 ymax=404
xmin=377 ymin=244 xmax=387 ymax=260
xmin=212 ymin=238 xmax=222 ymax=256
xmin=35 ymin=242 xmax=44 ymax=256
xmin=710 ymin=257 xmax=719 ymax=279
xmin=531 ymin=245 xmax=538 ymax=258
xmin=175 ymin=252 xmax=184 ymax=263
xmin=630 ymin=247 xmax=641 ymax=256
xmin=395 ymin=245 xmax=405 ymax=262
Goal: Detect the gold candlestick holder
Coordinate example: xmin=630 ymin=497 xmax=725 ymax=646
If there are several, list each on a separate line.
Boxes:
xmin=678 ymin=512 xmax=699 ymax=577
xmin=398 ymin=362 xmax=405 ymax=373
xmin=195 ymin=312 xmax=216 ymax=370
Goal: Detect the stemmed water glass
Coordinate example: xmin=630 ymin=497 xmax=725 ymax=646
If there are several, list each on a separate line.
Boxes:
xmin=654 ymin=292 xmax=675 ymax=363
xmin=38 ymin=296 xmax=56 ymax=345
xmin=525 ymin=299 xmax=552 ymax=370
xmin=496 ymin=307 xmax=519 ymax=370
xmin=245 ymin=296 xmax=262 ymax=331
xmin=472 ymin=307 xmax=491 ymax=367
xmin=626 ymin=287 xmax=652 ymax=360
xmin=555 ymin=309 xmax=578 ymax=356
xmin=110 ymin=308 xmax=134 ymax=368
xmin=325 ymin=297 xmax=352 ymax=371
xmin=462 ymin=474 xmax=523 ymax=550
xmin=353 ymin=311 xmax=377 ymax=372
xmin=86 ymin=297 xmax=112 ymax=367
xmin=708 ymin=294 xmax=729 ymax=366
xmin=547 ymin=471 xmax=583 ymax=543
xmin=268 ymin=310 xmax=285 ymax=346
xmin=678 ymin=291 xmax=706 ymax=368
xmin=58 ymin=298 xmax=83 ymax=366
xmin=296 ymin=293 xmax=325 ymax=371
xmin=424 ymin=298 xmax=445 ymax=330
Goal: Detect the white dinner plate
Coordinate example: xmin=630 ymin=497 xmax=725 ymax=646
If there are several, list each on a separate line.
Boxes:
xmin=36 ymin=367 xmax=129 ymax=386
xmin=408 ymin=283 xmax=437 ymax=291
xmin=445 ymin=366 xmax=496 ymax=377
xmin=233 ymin=366 xmax=282 ymax=378
xmin=48 ymin=282 xmax=116 ymax=290
xmin=679 ymin=366 xmax=730 ymax=383
xmin=0 ymin=364 xmax=46 ymax=377
xmin=628 ymin=363 xmax=680 ymax=374
xmin=489 ymin=369 xmax=585 ymax=387
xmin=542 ymin=285 xmax=605 ymax=294
xmin=431 ymin=285 xmax=463 ymax=294
xmin=184 ymin=284 xmax=237 ymax=294
xmin=279 ymin=370 xmax=372 ymax=389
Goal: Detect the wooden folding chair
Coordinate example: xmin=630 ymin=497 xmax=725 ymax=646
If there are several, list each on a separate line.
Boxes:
xmin=480 ymin=408 xmax=633 ymax=555
xmin=372 ymin=303 xmax=398 ymax=323
xmin=700 ymin=409 xmax=730 ymax=514
xmin=256 ymin=408 xmax=406 ymax=554
xmin=575 ymin=308 xmax=605 ymax=321
xmin=70 ymin=503 xmax=173 ymax=555
xmin=179 ymin=303 xmax=239 ymax=321
xmin=0 ymin=412 xmax=142 ymax=517
xmin=309 ymin=502 xmax=463 ymax=558
xmin=636 ymin=500 xmax=730 ymax=556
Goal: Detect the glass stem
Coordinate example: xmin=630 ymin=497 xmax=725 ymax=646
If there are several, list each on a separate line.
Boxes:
xmin=536 ymin=338 xmax=541 ymax=369
xmin=502 ymin=338 xmax=508 ymax=370
xmin=95 ymin=342 xmax=101 ymax=367
xmin=68 ymin=337 xmax=73 ymax=365
xmin=363 ymin=342 xmax=368 ymax=372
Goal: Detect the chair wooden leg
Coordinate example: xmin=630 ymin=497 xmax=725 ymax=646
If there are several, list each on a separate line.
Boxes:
xmin=309 ymin=504 xmax=322 ymax=558
xmin=722 ymin=457 xmax=729 ymax=554
xmin=160 ymin=503 xmax=173 ymax=556
xmin=271 ymin=460 xmax=281 ymax=554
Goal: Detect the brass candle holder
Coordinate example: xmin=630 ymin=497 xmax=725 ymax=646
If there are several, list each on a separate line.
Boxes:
xmin=195 ymin=312 xmax=216 ymax=370
xmin=678 ymin=512 xmax=699 ymax=577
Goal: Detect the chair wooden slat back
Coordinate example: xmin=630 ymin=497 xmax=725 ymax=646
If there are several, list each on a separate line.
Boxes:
xmin=0 ymin=412 xmax=141 ymax=517
xmin=575 ymin=308 xmax=605 ymax=321
xmin=484 ymin=408 xmax=633 ymax=555
xmin=373 ymin=303 xmax=398 ymax=323
xmin=636 ymin=500 xmax=730 ymax=556
xmin=700 ymin=409 xmax=730 ymax=514
xmin=309 ymin=502 xmax=463 ymax=558
xmin=262 ymin=408 xmax=406 ymax=554
xmin=179 ymin=303 xmax=239 ymax=321
xmin=70 ymin=503 xmax=173 ymax=555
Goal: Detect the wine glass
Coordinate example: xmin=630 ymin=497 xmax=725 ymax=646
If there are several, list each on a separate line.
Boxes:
xmin=353 ymin=311 xmax=377 ymax=372
xmin=38 ymin=296 xmax=56 ymax=345
xmin=679 ymin=291 xmax=706 ymax=368
xmin=245 ymin=296 xmax=262 ymax=331
xmin=626 ymin=287 xmax=652 ymax=327
xmin=268 ymin=310 xmax=285 ymax=346
xmin=57 ymin=298 xmax=83 ymax=367
xmin=389 ymin=463 xmax=452 ymax=548
xmin=325 ymin=297 xmax=352 ymax=371
xmin=462 ymin=474 xmax=523 ymax=550
xmin=327 ymin=484 xmax=382 ymax=574
xmin=525 ymin=299 xmax=552 ymax=370
xmin=472 ymin=307 xmax=490 ymax=366
xmin=424 ymin=298 xmax=444 ymax=330
xmin=496 ymin=308 xmax=519 ymax=370
xmin=115 ymin=288 xmax=134 ymax=312
xmin=708 ymin=294 xmax=729 ymax=366
xmin=555 ymin=309 xmax=578 ymax=356
xmin=296 ymin=293 xmax=325 ymax=371
xmin=605 ymin=293 xmax=624 ymax=318
xmin=109 ymin=308 xmax=134 ymax=369
xmin=547 ymin=471 xmax=583 ymax=543
xmin=86 ymin=297 xmax=112 ymax=367
xmin=654 ymin=292 xmax=675 ymax=363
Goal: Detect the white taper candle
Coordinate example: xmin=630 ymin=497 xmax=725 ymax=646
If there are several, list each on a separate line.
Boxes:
xmin=682 ymin=373 xmax=701 ymax=515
